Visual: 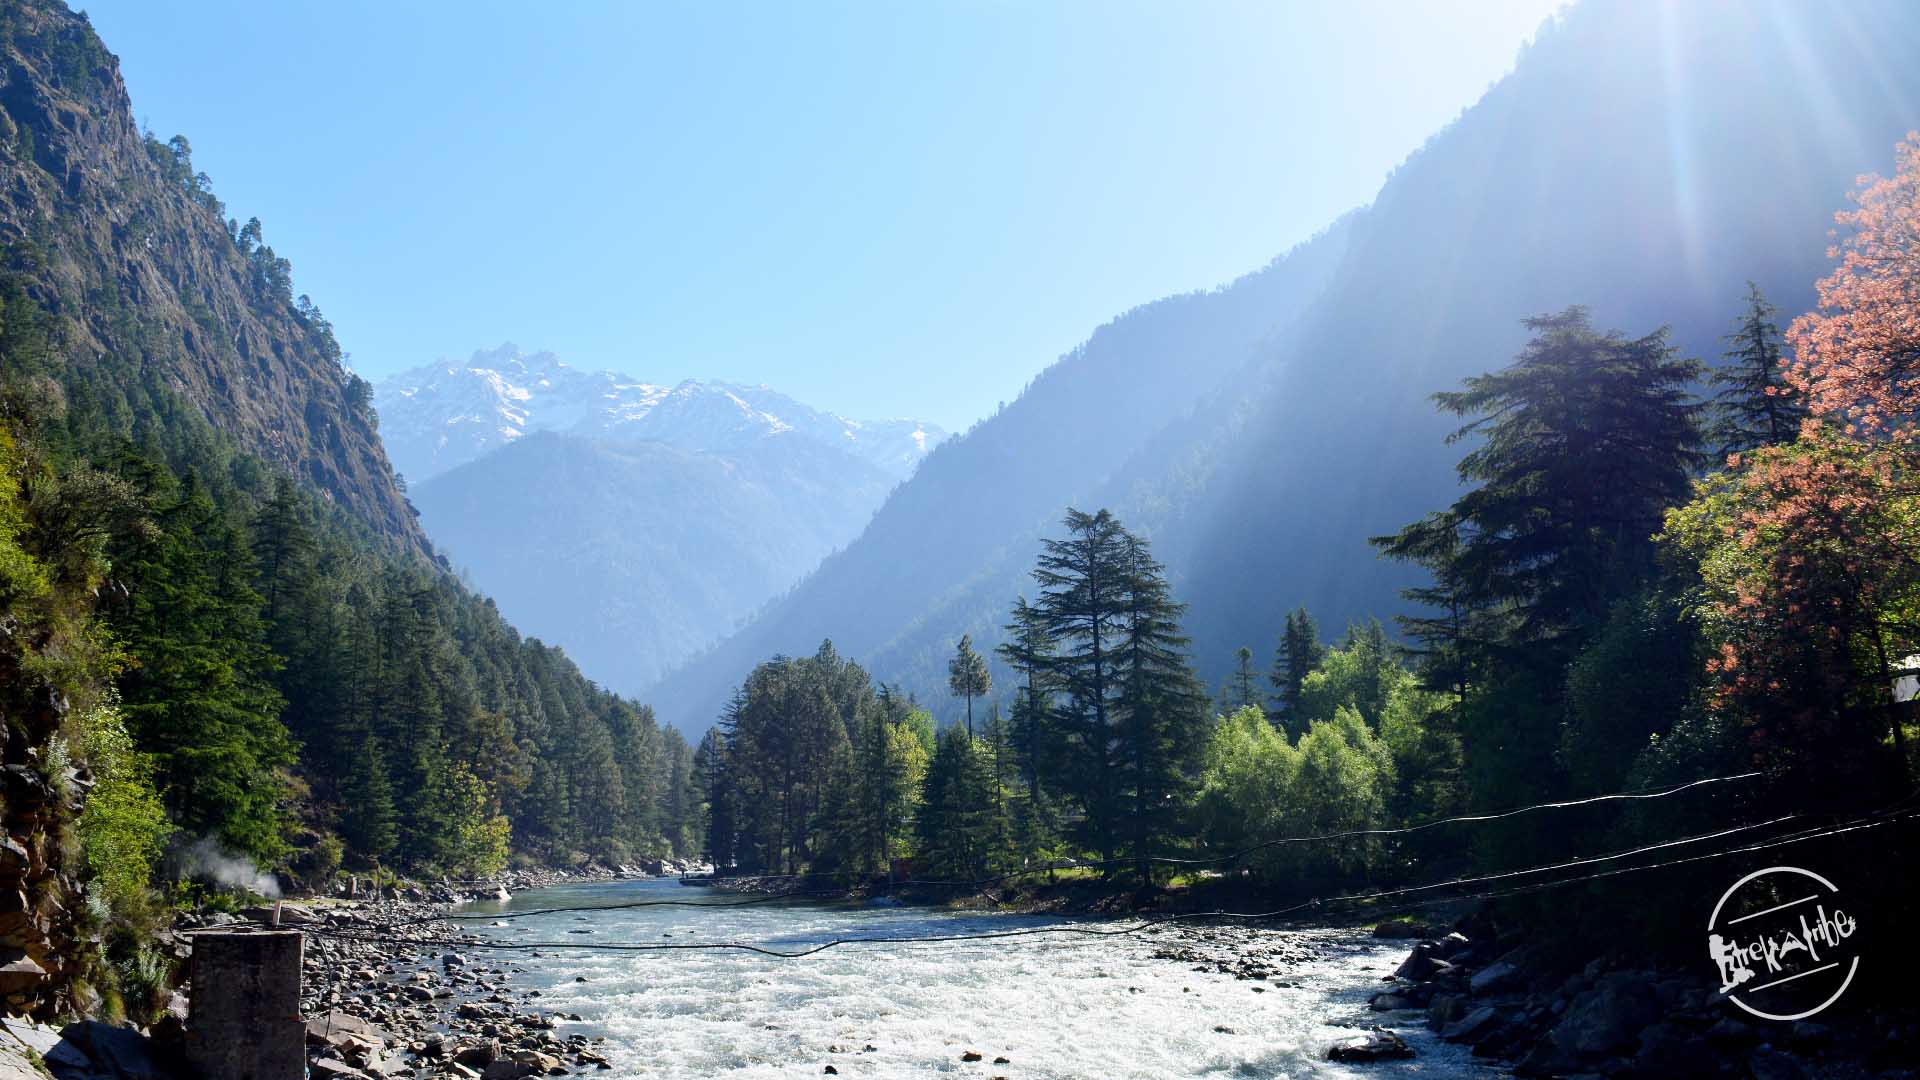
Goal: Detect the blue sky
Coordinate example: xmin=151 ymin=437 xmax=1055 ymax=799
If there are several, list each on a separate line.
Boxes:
xmin=83 ymin=0 xmax=1561 ymax=431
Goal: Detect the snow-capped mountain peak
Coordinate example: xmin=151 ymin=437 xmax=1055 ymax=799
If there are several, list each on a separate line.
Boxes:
xmin=373 ymin=344 xmax=946 ymax=483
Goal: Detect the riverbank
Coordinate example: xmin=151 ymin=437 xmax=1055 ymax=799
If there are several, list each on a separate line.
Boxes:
xmin=9 ymin=867 xmax=707 ymax=1080
xmin=174 ymin=889 xmax=625 ymax=1080
xmin=1362 ymin=911 xmax=1914 ymax=1079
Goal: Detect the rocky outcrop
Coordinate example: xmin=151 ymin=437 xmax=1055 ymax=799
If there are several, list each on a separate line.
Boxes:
xmin=1370 ymin=914 xmax=1917 ymax=1079
xmin=0 ymin=649 xmax=88 ymax=1019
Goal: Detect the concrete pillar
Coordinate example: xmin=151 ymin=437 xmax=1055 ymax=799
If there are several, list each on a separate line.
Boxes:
xmin=185 ymin=930 xmax=305 ymax=1080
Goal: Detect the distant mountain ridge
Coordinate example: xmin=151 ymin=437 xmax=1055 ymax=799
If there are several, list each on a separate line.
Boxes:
xmin=375 ymin=346 xmax=947 ymax=694
xmin=375 ymin=344 xmax=943 ymax=484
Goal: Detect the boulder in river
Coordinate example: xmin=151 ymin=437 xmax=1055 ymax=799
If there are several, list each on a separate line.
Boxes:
xmin=1326 ymin=1027 xmax=1415 ymax=1064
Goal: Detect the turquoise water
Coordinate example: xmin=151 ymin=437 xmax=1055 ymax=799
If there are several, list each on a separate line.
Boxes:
xmin=465 ymin=878 xmax=1493 ymax=1079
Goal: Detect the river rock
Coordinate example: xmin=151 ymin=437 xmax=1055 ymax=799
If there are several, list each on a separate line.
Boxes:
xmin=1441 ymin=1006 xmax=1503 ymax=1043
xmin=1426 ymin=992 xmax=1468 ymax=1030
xmin=454 ymin=1041 xmax=501 ymax=1068
xmin=1326 ymin=1028 xmax=1415 ymax=1063
xmin=1551 ymin=974 xmax=1658 ymax=1058
xmin=310 ymin=1058 xmax=374 ymax=1080
xmin=1393 ymin=944 xmax=1448 ymax=981
xmin=1468 ymin=960 xmax=1522 ymax=995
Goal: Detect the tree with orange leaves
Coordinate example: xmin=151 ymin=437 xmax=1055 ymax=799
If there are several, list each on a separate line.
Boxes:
xmin=1663 ymin=432 xmax=1918 ymax=790
xmin=1785 ymin=133 xmax=1920 ymax=445
xmin=1667 ymin=136 xmax=1920 ymax=795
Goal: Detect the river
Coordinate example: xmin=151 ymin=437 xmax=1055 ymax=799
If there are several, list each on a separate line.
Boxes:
xmin=464 ymin=878 xmax=1495 ymax=1079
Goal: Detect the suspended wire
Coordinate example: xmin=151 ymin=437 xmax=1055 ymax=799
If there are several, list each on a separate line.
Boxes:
xmin=1323 ymin=802 xmax=1919 ymax=918
xmin=380 ymin=769 xmax=1764 ymax=926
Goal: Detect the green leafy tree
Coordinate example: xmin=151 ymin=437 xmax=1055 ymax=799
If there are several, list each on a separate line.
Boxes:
xmin=1195 ymin=705 xmax=1297 ymax=862
xmin=1295 ymin=620 xmax=1396 ymax=731
xmin=75 ymin=700 xmax=171 ymax=913
xmin=1290 ymin=707 xmax=1395 ymax=877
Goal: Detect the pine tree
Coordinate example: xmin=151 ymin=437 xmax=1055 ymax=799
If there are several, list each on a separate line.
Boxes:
xmin=340 ymin=733 xmax=398 ymax=862
xmin=250 ymin=477 xmax=314 ymax=628
xmin=109 ymin=475 xmax=295 ymax=861
xmin=1369 ymin=511 xmax=1493 ymax=705
xmin=915 ymin=726 xmax=994 ymax=882
xmin=996 ymin=595 xmax=1058 ymax=802
xmin=1711 ymin=282 xmax=1807 ymax=458
xmin=947 ymin=633 xmax=991 ymax=737
xmin=979 ymin=702 xmax=1020 ymax=868
xmin=1113 ymin=532 xmax=1206 ymax=879
xmin=1221 ymin=646 xmax=1261 ymax=713
xmin=1031 ymin=508 xmax=1131 ymax=864
xmin=1028 ymin=508 xmax=1202 ymax=874
xmin=697 ymin=701 xmax=740 ymax=870
xmin=1269 ymin=608 xmax=1326 ymax=740
xmin=1378 ymin=308 xmax=1705 ymax=658
xmin=1373 ymin=308 xmax=1707 ymax=809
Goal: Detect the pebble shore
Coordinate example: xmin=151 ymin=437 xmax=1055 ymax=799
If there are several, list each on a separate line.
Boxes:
xmin=190 ymin=864 xmax=703 ymax=1080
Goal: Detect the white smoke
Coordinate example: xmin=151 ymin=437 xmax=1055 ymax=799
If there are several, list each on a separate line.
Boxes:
xmin=175 ymin=836 xmax=281 ymax=899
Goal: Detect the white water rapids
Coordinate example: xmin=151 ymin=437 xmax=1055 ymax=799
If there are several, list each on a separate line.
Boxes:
xmin=466 ymin=878 xmax=1496 ymax=1079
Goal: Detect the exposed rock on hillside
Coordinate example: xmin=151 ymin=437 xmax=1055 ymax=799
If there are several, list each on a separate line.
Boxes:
xmin=0 ymin=1 xmax=423 ymax=551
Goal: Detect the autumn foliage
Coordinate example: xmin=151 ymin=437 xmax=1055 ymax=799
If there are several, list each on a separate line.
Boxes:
xmin=1785 ymin=133 xmax=1920 ymax=444
xmin=1664 ymin=433 xmax=1918 ymax=782
xmin=1668 ymin=136 xmax=1920 ymax=791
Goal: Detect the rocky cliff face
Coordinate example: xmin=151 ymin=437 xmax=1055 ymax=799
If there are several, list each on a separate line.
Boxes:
xmin=0 ymin=0 xmax=424 ymax=551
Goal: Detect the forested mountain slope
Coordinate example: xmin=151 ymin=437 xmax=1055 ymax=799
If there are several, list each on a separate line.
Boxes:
xmin=0 ymin=2 xmax=421 ymax=549
xmin=652 ymin=0 xmax=1920 ymax=730
xmin=646 ymin=216 xmax=1356 ymax=727
xmin=1153 ymin=0 xmax=1920 ymax=683
xmin=0 ymin=1 xmax=703 ymax=1002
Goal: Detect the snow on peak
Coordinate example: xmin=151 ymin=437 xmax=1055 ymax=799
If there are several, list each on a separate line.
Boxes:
xmin=373 ymin=345 xmax=946 ymax=483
